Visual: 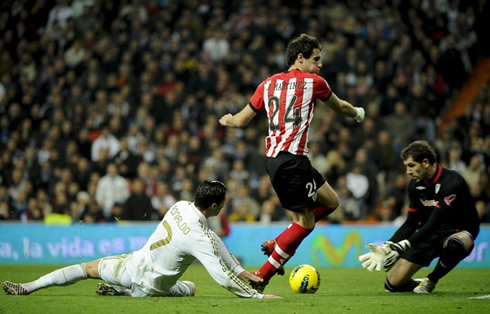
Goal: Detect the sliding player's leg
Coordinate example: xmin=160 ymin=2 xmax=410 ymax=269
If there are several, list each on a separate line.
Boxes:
xmin=97 ymin=254 xmax=133 ymax=296
xmin=2 ymin=262 xmax=91 ymax=295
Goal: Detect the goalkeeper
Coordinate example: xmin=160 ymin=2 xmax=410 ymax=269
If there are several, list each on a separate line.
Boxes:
xmin=359 ymin=141 xmax=480 ymax=293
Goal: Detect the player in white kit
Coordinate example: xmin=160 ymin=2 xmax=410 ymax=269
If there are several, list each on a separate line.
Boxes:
xmin=2 ymin=180 xmax=280 ymax=299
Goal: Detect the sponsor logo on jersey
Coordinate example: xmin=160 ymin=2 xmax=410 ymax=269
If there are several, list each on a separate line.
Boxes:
xmin=416 ymin=186 xmax=426 ymax=190
xmin=444 ymin=194 xmax=456 ymax=206
xmin=420 ymin=199 xmax=439 ymax=207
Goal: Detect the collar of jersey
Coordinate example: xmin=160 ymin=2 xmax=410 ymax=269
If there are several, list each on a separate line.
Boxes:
xmin=422 ymin=166 xmax=443 ymax=186
xmin=191 ymin=202 xmax=208 ymax=225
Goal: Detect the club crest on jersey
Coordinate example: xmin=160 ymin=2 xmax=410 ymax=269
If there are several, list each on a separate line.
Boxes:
xmin=435 ymin=183 xmax=441 ymax=194
xmin=444 ymin=194 xmax=456 ymax=206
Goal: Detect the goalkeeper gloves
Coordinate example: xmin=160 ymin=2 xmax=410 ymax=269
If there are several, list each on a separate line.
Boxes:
xmin=358 ymin=243 xmax=393 ymax=272
xmin=382 ymin=250 xmax=399 ymax=272
xmin=385 ymin=239 xmax=411 ymax=254
xmin=359 ymin=241 xmax=410 ymax=272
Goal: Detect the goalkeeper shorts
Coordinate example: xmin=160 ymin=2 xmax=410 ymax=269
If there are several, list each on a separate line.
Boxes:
xmin=401 ymin=227 xmax=466 ymax=266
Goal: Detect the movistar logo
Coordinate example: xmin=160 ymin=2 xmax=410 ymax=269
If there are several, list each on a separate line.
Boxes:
xmin=311 ymin=232 xmax=362 ymax=266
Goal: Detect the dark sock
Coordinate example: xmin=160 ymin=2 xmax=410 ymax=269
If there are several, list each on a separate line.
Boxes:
xmin=384 ymin=278 xmax=418 ymax=292
xmin=428 ymin=238 xmax=468 ymax=283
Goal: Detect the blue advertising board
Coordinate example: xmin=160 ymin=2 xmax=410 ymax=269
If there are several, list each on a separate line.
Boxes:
xmin=0 ymin=223 xmax=488 ymax=267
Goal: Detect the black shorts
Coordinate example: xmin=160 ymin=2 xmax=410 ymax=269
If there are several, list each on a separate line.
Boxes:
xmin=401 ymin=227 xmax=467 ymax=266
xmin=266 ymin=152 xmax=326 ymax=213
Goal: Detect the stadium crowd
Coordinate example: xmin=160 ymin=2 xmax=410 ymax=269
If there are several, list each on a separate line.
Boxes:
xmin=0 ymin=0 xmax=489 ymax=227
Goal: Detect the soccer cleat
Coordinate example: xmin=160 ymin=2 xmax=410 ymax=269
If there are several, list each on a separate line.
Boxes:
xmin=260 ymin=240 xmax=285 ymax=276
xmin=2 ymin=281 xmax=29 ymax=295
xmin=413 ymin=277 xmax=436 ymax=294
xmin=249 ymin=271 xmax=269 ymax=294
xmin=96 ymin=283 xmax=124 ymax=296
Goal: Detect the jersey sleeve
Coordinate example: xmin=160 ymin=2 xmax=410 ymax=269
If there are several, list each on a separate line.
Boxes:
xmin=212 ymin=232 xmax=245 ymax=276
xmin=315 ymin=75 xmax=332 ymax=102
xmin=389 ymin=182 xmax=420 ymax=242
xmin=249 ymin=80 xmax=266 ymax=112
xmin=191 ymin=227 xmax=263 ymax=298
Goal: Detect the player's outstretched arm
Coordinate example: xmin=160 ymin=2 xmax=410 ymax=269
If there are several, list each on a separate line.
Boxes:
xmin=219 ymin=105 xmax=257 ymax=128
xmin=324 ymin=93 xmax=364 ymax=122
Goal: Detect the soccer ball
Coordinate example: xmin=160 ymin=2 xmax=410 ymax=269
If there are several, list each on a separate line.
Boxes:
xmin=289 ymin=264 xmax=320 ymax=294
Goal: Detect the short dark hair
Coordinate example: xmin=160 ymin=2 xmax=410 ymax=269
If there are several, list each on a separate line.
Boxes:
xmin=194 ymin=180 xmax=227 ymax=209
xmin=286 ymin=33 xmax=321 ymax=66
xmin=400 ymin=140 xmax=437 ymax=164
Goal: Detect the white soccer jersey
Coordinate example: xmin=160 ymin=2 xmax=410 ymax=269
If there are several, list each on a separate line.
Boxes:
xmin=119 ymin=201 xmax=262 ymax=298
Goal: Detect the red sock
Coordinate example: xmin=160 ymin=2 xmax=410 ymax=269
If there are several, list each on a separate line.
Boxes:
xmin=271 ymin=205 xmax=333 ymax=244
xmin=314 ymin=205 xmax=336 ymax=222
xmin=259 ymin=222 xmax=313 ymax=281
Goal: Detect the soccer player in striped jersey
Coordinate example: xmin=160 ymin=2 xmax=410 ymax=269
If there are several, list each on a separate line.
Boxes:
xmin=219 ymin=33 xmax=365 ymax=292
xmin=2 ymin=180 xmax=280 ymax=299
xmin=359 ymin=141 xmax=480 ymax=293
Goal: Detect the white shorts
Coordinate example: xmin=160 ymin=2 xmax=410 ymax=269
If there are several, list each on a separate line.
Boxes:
xmin=98 ymin=254 xmax=194 ymax=297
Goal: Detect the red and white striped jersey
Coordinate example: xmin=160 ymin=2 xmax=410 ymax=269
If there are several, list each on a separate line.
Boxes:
xmin=249 ymin=70 xmax=332 ymax=157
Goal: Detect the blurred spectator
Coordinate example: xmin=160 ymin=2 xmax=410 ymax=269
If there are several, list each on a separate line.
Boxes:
xmin=345 ymin=165 xmax=370 ymax=219
xmin=384 ymin=101 xmax=414 ymax=152
xmin=229 ymin=203 xmax=256 ymax=223
xmin=462 ymin=154 xmax=484 ymax=187
xmin=91 ymin=126 xmax=120 ymax=162
xmin=95 ymin=163 xmax=129 ymax=219
xmin=121 ymin=178 xmax=155 ymax=221
xmin=151 ymin=181 xmax=176 ymax=219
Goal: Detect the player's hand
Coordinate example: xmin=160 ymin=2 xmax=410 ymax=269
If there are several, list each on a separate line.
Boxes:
xmin=354 ymin=107 xmax=365 ymax=122
xmin=262 ymin=294 xmax=282 ymax=299
xmin=382 ymin=250 xmax=400 ymax=272
xmin=219 ymin=114 xmax=233 ymax=127
xmin=385 ymin=239 xmax=411 ymax=254
xmin=358 ymin=243 xmax=392 ymax=271
xmin=238 ymin=271 xmax=264 ymax=283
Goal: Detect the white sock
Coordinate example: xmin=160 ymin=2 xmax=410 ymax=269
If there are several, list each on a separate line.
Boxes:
xmin=23 ymin=263 xmax=88 ymax=293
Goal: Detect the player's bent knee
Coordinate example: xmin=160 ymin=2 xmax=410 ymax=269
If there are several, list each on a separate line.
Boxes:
xmin=182 ymin=281 xmax=196 ymax=296
xmin=444 ymin=231 xmax=474 ymax=255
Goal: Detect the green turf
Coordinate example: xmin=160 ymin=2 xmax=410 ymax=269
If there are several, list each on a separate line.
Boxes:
xmin=0 ymin=265 xmax=489 ymax=314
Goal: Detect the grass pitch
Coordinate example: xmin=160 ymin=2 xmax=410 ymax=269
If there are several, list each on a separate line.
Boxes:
xmin=0 ymin=265 xmax=489 ymax=314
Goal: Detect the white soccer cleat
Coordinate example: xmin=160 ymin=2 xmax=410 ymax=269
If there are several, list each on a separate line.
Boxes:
xmin=413 ymin=277 xmax=436 ymax=294
xmin=2 ymin=281 xmax=29 ymax=295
